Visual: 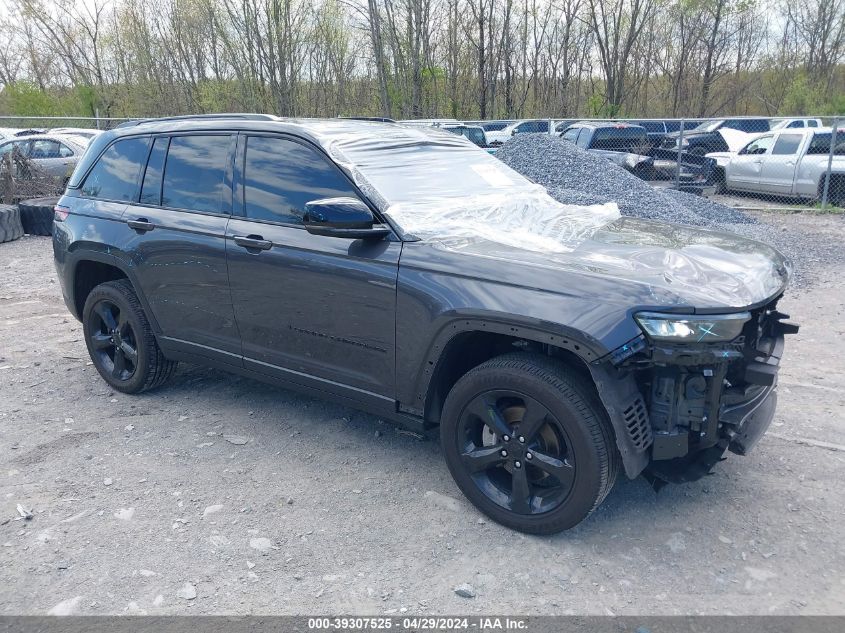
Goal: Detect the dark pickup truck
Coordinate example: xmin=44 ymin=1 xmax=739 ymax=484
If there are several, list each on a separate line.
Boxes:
xmin=54 ymin=115 xmax=797 ymax=534
xmin=560 ymin=121 xmax=655 ymax=174
xmin=560 ymin=121 xmax=715 ymax=188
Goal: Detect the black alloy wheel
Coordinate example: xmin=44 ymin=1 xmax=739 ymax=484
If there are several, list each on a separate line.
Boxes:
xmin=88 ymin=299 xmax=139 ymax=382
xmin=457 ymin=390 xmax=575 ymax=515
xmin=82 ymin=279 xmax=177 ymax=393
xmin=441 ymin=353 xmax=617 ymax=534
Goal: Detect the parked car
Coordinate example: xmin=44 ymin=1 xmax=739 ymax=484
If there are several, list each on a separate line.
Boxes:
xmin=559 ymin=122 xmax=654 ymax=177
xmin=0 ymin=133 xmax=90 ymax=184
xmin=486 ymin=119 xmax=563 ymax=145
xmin=476 ymin=120 xmax=514 ymax=134
xmin=709 ymin=127 xmax=845 ymax=202
xmin=627 ymin=119 xmax=704 ymax=151
xmin=769 ymin=118 xmax=823 ymax=130
xmin=443 ymin=124 xmax=495 ymax=153
xmin=54 ymin=115 xmax=797 ymax=534
xmin=661 ymin=118 xmax=771 ymax=155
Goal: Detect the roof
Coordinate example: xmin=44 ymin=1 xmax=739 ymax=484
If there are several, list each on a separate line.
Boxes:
xmin=0 ymin=132 xmax=89 ymax=147
xmin=68 ymin=114 xmax=468 ymax=192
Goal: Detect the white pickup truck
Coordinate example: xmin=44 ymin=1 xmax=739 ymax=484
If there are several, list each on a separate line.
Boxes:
xmin=708 ymin=127 xmax=844 ymax=203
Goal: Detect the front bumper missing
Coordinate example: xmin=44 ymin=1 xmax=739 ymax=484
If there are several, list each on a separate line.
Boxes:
xmin=593 ymin=305 xmax=798 ymax=485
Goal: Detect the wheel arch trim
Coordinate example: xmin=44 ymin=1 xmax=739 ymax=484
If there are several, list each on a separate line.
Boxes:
xmin=410 ymin=313 xmax=608 ymax=414
xmin=65 ymin=249 xmax=161 ymax=333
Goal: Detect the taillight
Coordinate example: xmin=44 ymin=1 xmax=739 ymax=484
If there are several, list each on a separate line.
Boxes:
xmin=54 ymin=205 xmax=70 ymax=222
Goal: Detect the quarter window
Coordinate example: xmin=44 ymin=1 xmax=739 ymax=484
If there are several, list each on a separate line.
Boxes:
xmin=772 ymin=134 xmax=803 ymax=155
xmin=81 ymin=136 xmax=151 ymax=201
xmin=161 ymin=135 xmax=231 ymax=213
xmin=243 ymin=136 xmax=360 ymax=225
xmin=140 ymin=137 xmax=169 ymax=205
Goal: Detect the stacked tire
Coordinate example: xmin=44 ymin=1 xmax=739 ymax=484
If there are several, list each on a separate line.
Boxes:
xmin=0 ymin=204 xmax=24 ymax=244
xmin=18 ymin=197 xmax=59 ymax=236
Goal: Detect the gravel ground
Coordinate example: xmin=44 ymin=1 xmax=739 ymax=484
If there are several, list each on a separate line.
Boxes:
xmin=498 ymin=134 xmax=845 ymax=288
xmin=1 ymin=219 xmax=844 ymax=616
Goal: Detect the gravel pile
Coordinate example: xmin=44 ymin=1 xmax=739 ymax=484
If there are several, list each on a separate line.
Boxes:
xmin=496 ymin=134 xmax=845 ymax=288
xmin=497 ymin=134 xmax=755 ymax=226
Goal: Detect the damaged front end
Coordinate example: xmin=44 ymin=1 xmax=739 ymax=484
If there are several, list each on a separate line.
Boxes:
xmin=590 ymin=298 xmax=799 ymax=487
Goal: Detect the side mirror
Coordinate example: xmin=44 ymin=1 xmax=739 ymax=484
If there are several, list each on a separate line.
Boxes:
xmin=303 ymin=197 xmax=390 ymax=239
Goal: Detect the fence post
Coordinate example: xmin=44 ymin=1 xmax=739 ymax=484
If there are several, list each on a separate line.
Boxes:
xmin=820 ymin=117 xmax=839 ymax=211
xmin=675 ymin=118 xmax=685 ymax=190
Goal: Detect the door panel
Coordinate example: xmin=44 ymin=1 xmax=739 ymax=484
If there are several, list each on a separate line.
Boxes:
xmin=726 ymin=135 xmax=774 ymax=190
xmin=123 ymin=132 xmax=239 ymax=357
xmin=759 ymin=133 xmax=803 ymax=194
xmin=226 ymin=219 xmax=401 ymax=397
xmin=125 ymin=206 xmax=239 ymax=355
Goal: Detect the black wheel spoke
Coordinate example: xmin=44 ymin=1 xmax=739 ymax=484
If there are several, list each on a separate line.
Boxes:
xmin=116 ymin=311 xmax=128 ymax=335
xmin=516 ymin=396 xmax=549 ymax=444
xmin=461 ymin=445 xmax=506 ymax=473
xmin=91 ymin=332 xmax=113 ymax=350
xmin=95 ymin=303 xmax=117 ymax=330
xmin=530 ymin=450 xmax=575 ymax=489
xmin=510 ymin=466 xmax=532 ymax=514
xmin=466 ymin=396 xmax=511 ymax=437
xmin=112 ymin=349 xmax=126 ymax=378
xmin=120 ymin=341 xmax=138 ymax=365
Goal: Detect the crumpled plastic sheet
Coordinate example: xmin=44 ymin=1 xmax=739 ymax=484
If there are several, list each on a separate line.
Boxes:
xmin=310 ymin=120 xmax=621 ymax=253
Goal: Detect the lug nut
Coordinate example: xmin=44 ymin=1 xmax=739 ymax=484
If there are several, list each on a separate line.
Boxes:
xmin=500 ymin=449 xmax=508 ymax=457
xmin=502 ymin=435 xmax=510 ymax=442
xmin=514 ymin=461 xmax=522 ymax=468
xmin=526 ymin=453 xmax=533 ymax=460
xmin=518 ymin=436 xmax=525 ymax=443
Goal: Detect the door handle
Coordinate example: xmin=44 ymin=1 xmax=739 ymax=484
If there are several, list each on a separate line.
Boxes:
xmin=127 ymin=218 xmax=155 ymax=233
xmin=233 ymin=235 xmax=272 ymax=251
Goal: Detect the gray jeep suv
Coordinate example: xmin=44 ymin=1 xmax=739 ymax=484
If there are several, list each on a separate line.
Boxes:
xmin=53 ymin=115 xmax=797 ymax=534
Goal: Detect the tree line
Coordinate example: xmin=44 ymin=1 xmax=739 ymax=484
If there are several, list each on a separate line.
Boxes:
xmin=0 ymin=0 xmax=842 ymax=122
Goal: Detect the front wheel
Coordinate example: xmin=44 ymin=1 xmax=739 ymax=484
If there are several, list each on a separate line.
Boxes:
xmin=82 ymin=279 xmax=177 ymax=393
xmin=440 ymin=353 xmax=617 ymax=534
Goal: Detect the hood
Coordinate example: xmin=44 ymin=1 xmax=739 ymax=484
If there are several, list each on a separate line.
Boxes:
xmin=719 ymin=128 xmax=757 ymax=152
xmin=436 ymin=217 xmax=790 ymax=310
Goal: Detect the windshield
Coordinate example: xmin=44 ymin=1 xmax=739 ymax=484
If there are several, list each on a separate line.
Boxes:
xmin=319 ymin=123 xmax=620 ymax=252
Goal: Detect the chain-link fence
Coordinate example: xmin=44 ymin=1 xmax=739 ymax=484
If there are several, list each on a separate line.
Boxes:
xmin=1 ymin=114 xmax=842 ymax=211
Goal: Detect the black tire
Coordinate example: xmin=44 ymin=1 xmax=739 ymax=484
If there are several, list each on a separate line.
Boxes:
xmin=0 ymin=204 xmax=24 ymax=243
xmin=440 ymin=353 xmax=617 ymax=534
xmin=819 ymin=174 xmax=845 ymax=206
xmin=82 ymin=279 xmax=177 ymax=394
xmin=18 ymin=197 xmax=59 ymax=236
xmin=712 ymin=167 xmax=727 ymax=194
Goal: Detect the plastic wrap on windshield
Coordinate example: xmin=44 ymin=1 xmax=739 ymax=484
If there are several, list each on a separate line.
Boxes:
xmin=306 ymin=120 xmax=620 ymax=252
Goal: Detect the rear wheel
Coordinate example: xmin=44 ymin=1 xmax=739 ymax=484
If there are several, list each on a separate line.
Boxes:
xmin=82 ymin=280 xmax=177 ymax=393
xmin=440 ymin=353 xmax=617 ymax=534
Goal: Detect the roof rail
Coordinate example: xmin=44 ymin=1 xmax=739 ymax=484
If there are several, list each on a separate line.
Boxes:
xmin=115 ymin=113 xmax=278 ymax=129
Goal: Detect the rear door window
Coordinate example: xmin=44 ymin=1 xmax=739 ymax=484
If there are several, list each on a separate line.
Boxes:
xmin=81 ymin=136 xmax=151 ymax=201
xmin=161 ymin=135 xmax=232 ymax=213
xmin=772 ymin=134 xmax=803 ymax=155
xmin=30 ymin=140 xmax=62 ymax=158
xmin=243 ymin=136 xmax=360 ymax=226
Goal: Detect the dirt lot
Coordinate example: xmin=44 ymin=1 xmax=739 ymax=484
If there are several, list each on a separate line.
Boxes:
xmin=1 ymin=213 xmax=844 ymax=616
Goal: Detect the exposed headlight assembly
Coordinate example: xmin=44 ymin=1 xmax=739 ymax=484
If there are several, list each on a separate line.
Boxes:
xmin=635 ymin=312 xmax=751 ymax=343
